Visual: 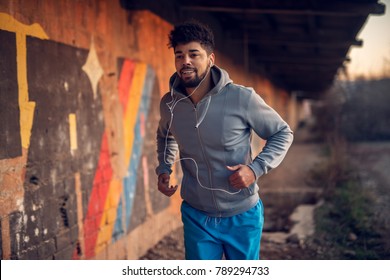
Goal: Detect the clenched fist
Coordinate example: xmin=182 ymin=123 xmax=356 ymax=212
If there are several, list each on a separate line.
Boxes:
xmin=157 ymin=173 xmax=178 ymax=197
xmin=227 ymin=164 xmax=256 ymax=189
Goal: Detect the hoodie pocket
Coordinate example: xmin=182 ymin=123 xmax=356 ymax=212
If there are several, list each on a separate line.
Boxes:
xmin=224 ymin=145 xmax=251 ymax=167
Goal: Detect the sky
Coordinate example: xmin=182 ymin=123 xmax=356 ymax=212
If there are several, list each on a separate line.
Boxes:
xmin=345 ymin=0 xmax=390 ymax=79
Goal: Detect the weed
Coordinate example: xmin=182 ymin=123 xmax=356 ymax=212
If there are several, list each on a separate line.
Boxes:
xmin=311 ymin=156 xmax=385 ymax=259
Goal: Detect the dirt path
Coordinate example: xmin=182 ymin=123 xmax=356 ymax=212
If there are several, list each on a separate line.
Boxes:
xmin=250 ymin=130 xmax=326 ymax=259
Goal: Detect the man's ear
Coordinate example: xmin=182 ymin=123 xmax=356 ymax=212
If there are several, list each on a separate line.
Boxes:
xmin=209 ymin=53 xmax=215 ymax=67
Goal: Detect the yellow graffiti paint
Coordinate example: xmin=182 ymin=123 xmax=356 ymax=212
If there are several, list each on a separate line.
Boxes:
xmin=0 ymin=13 xmax=48 ymax=38
xmin=123 ymin=63 xmax=147 ymax=162
xmin=0 ymin=13 xmax=48 ymax=149
xmin=74 ymin=172 xmax=85 ymax=259
xmin=69 ymin=114 xmax=78 ymax=153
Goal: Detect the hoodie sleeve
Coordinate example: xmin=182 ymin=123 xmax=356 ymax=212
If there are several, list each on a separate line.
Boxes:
xmin=246 ymin=90 xmax=294 ymax=179
xmin=155 ymin=94 xmax=179 ymax=176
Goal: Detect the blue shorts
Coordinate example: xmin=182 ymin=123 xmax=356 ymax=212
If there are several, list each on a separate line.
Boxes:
xmin=181 ymin=200 xmax=264 ymax=260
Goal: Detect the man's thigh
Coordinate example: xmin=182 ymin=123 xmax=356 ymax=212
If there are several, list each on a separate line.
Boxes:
xmin=181 ymin=202 xmax=224 ymax=260
xmin=221 ymin=200 xmax=264 ymax=260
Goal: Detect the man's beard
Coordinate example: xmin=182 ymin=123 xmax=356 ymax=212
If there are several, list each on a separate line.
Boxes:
xmin=179 ymin=68 xmax=207 ymax=88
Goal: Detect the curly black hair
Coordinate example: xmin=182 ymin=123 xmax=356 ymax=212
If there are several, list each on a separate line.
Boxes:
xmin=168 ymin=20 xmax=215 ymax=54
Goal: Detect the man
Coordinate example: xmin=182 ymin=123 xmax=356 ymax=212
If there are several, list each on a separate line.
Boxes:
xmin=156 ymin=21 xmax=293 ymax=260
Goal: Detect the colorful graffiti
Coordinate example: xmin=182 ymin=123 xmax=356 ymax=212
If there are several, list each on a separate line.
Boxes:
xmin=0 ymin=13 xmax=168 ymax=260
xmin=78 ymin=60 xmax=158 ymax=258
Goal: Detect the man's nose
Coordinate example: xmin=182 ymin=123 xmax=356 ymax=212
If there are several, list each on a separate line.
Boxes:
xmin=182 ymin=55 xmax=191 ymax=65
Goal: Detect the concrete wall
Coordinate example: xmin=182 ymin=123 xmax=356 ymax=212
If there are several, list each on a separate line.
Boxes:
xmin=0 ymin=0 xmax=300 ymax=260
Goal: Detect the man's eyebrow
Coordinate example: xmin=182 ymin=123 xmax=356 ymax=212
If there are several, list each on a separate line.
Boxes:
xmin=174 ymin=49 xmax=201 ymax=54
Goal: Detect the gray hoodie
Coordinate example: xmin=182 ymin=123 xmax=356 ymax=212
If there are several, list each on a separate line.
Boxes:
xmin=156 ymin=66 xmax=293 ymax=217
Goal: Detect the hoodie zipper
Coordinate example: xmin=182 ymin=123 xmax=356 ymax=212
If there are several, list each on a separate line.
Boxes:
xmin=194 ymin=103 xmax=221 ymax=215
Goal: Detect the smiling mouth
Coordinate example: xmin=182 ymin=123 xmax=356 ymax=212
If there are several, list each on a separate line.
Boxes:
xmin=181 ymin=67 xmax=196 ymax=75
xmin=180 ymin=69 xmax=196 ymax=80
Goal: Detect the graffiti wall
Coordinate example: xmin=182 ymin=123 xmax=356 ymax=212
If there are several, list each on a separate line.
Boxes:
xmin=0 ymin=11 xmax=173 ymax=259
xmin=0 ymin=1 xmax=299 ymax=260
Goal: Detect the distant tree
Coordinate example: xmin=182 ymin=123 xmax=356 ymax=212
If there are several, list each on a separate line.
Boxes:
xmin=311 ymin=77 xmax=390 ymax=142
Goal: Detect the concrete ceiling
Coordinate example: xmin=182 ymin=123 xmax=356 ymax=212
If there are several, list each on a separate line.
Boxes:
xmin=121 ymin=0 xmax=386 ymax=98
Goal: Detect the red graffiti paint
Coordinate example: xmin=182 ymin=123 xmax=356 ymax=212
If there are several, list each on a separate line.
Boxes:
xmin=118 ymin=60 xmax=136 ymax=111
xmin=73 ymin=133 xmax=113 ymax=259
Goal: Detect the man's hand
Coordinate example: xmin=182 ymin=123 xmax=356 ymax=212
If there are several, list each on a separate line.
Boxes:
xmin=158 ymin=173 xmax=178 ymax=197
xmin=227 ymin=164 xmax=256 ymax=189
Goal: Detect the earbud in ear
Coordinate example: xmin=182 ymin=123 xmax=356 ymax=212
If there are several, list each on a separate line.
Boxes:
xmin=209 ymin=60 xmax=213 ymax=67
